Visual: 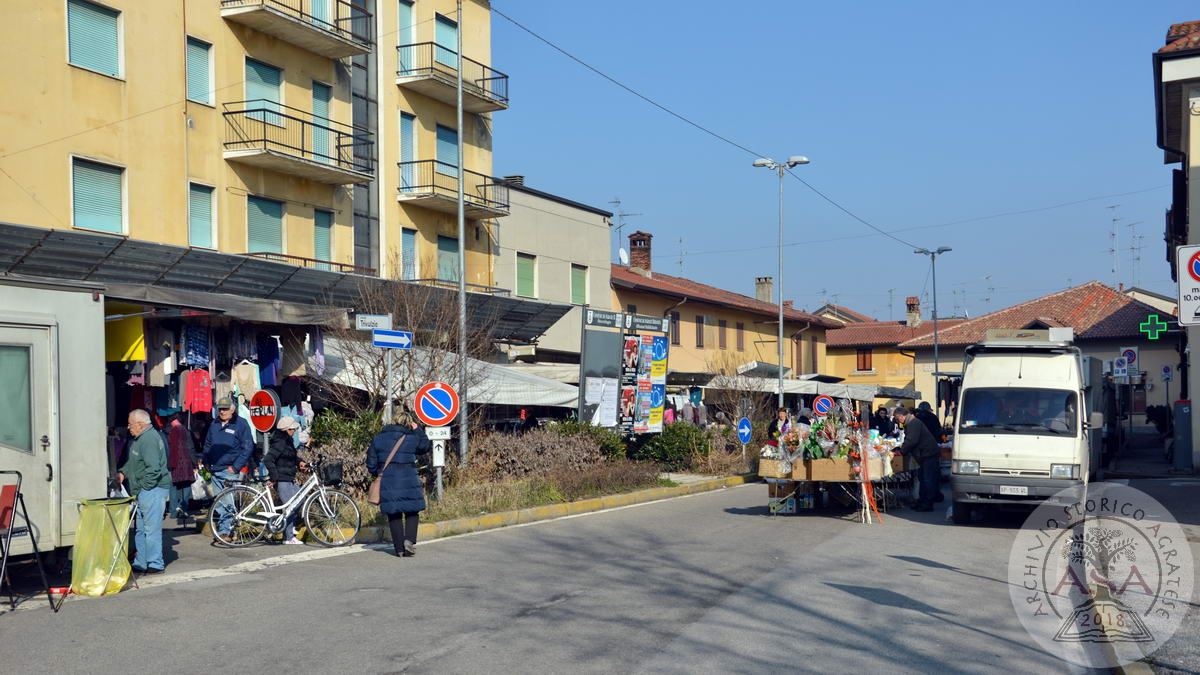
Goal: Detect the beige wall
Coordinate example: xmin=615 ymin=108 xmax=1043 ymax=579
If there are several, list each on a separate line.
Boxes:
xmin=827 ymin=346 xmax=919 ymax=399
xmin=0 ymin=1 xmax=355 ymax=264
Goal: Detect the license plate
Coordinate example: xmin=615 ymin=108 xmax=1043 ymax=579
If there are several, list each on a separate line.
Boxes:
xmin=999 ymin=485 xmax=1029 ymax=496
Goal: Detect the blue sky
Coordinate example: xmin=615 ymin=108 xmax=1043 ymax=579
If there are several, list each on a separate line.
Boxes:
xmin=491 ymin=1 xmax=1192 ymax=320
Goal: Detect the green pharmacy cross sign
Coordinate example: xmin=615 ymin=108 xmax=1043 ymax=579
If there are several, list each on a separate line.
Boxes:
xmin=1140 ymin=314 xmax=1169 ymax=341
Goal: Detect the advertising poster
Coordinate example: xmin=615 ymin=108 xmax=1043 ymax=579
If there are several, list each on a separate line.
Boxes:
xmin=618 ymin=329 xmax=669 ymax=434
xmin=635 ymin=382 xmax=653 ymax=433
xmin=620 ymin=384 xmax=637 ymax=431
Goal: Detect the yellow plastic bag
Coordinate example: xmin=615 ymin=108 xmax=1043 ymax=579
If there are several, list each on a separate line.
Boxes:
xmin=70 ymin=497 xmax=134 ymax=597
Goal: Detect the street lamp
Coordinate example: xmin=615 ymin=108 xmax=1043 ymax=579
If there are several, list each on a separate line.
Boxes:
xmin=754 ymin=155 xmax=810 ymax=408
xmin=914 ymin=246 xmax=952 ymax=414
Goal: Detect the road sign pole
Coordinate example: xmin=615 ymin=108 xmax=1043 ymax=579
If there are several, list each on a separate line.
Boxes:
xmin=384 ymin=348 xmax=394 ymax=424
xmin=436 ymin=465 xmax=443 ymax=501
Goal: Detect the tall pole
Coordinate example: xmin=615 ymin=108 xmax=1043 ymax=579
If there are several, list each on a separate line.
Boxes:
xmin=777 ymin=165 xmax=785 ymax=409
xmin=455 ymin=0 xmax=468 ymax=466
xmin=931 ymin=253 xmax=941 ymax=413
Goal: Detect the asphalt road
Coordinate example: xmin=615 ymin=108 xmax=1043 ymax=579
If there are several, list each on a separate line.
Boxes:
xmin=2 ymin=482 xmax=1195 ymax=674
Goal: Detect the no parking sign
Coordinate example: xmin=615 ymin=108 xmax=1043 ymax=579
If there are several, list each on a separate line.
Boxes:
xmin=813 ymin=395 xmax=835 ymax=417
xmin=415 ymin=381 xmax=460 ymax=427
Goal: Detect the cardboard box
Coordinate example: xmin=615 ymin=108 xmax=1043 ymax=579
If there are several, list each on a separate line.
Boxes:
xmin=805 ymin=456 xmax=855 ymax=482
xmin=758 ymin=459 xmax=792 ymax=479
xmin=891 ymin=453 xmax=912 ymax=474
xmin=768 ymin=480 xmax=795 ymax=498
xmin=769 ymin=497 xmax=797 ymax=514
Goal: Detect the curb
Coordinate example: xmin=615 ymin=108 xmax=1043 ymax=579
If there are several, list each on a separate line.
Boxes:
xmin=355 ymin=474 xmax=758 ymax=544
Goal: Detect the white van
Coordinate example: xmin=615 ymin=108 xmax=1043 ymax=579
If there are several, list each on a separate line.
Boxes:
xmin=0 ymin=276 xmax=107 ymax=555
xmin=950 ymin=335 xmax=1098 ymax=524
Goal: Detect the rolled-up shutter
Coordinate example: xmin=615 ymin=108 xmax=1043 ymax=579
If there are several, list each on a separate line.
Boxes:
xmin=68 ymin=0 xmax=120 ymax=77
xmin=247 ymin=196 xmax=283 ymax=253
xmin=186 ymin=38 xmax=211 ymax=104
xmin=72 ymin=159 xmax=122 ymax=233
xmin=188 ymin=183 xmax=214 ymax=248
xmin=314 ymin=209 xmax=333 ymax=268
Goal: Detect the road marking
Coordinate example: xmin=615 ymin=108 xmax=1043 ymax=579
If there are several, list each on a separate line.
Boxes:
xmin=0 ymin=483 xmax=755 ymax=614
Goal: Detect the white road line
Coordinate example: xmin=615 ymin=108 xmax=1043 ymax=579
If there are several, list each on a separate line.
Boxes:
xmin=1 ymin=483 xmax=754 ymax=614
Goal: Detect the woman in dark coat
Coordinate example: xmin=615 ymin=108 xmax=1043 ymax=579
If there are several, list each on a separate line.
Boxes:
xmin=366 ymin=411 xmax=432 ymax=557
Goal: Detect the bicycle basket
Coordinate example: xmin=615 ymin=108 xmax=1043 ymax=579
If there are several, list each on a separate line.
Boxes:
xmin=318 ymin=461 xmax=344 ymax=486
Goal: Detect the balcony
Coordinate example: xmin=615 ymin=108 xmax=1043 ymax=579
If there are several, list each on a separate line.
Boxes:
xmin=397 ymin=160 xmax=509 ymax=219
xmin=241 ymin=251 xmax=376 ymax=275
xmin=224 ymin=100 xmax=374 ymax=185
xmin=220 ymin=0 xmax=372 ymax=58
xmin=396 ymin=42 xmax=509 ymax=113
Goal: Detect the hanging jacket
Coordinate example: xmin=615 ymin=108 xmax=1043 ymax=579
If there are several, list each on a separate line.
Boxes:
xmin=166 ymin=421 xmax=198 ymax=484
xmin=183 ymin=369 xmax=213 ymax=414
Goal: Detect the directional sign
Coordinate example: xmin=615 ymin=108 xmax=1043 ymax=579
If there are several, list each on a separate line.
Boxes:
xmin=737 ymin=417 xmax=753 ymax=445
xmin=1176 ymin=245 xmax=1200 ymax=326
xmin=248 ymin=389 xmax=280 ymax=433
xmin=373 ymin=329 xmax=413 ymax=350
xmin=415 ymin=381 xmax=460 ymax=427
xmin=431 ymin=440 xmax=446 ymax=468
xmin=355 ymin=313 xmax=393 ymax=331
xmin=1163 ymin=365 xmax=1174 ymax=382
xmin=813 ymin=395 xmax=835 ymax=417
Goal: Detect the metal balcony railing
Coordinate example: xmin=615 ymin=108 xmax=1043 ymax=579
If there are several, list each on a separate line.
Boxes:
xmin=220 ymin=0 xmax=373 ymax=48
xmin=397 ymin=160 xmax=510 ymax=215
xmin=241 ymin=251 xmax=376 ymax=275
xmin=224 ymin=99 xmax=374 ymax=176
xmin=407 ymin=278 xmax=511 ymax=296
xmin=397 ymin=42 xmax=509 ymax=108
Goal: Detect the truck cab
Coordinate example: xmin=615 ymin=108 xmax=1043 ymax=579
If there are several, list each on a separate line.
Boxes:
xmin=950 ymin=332 xmax=1095 ymax=524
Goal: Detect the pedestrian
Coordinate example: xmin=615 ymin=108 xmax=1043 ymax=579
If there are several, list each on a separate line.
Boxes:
xmin=263 ymin=416 xmax=305 ymax=545
xmin=518 ymin=408 xmax=539 ymax=434
xmin=366 ymin=410 xmax=432 ymax=558
xmin=162 ymin=408 xmax=198 ymax=525
xmin=870 ymin=406 xmax=894 ymax=436
xmin=767 ymin=408 xmax=791 ymax=446
xmin=914 ymin=401 xmax=944 ymax=442
xmin=117 ymin=409 xmax=172 ymax=574
xmin=202 ymin=397 xmax=255 ymax=539
xmin=663 ymin=401 xmax=676 ymax=425
xmin=893 ymin=405 xmax=941 ymax=512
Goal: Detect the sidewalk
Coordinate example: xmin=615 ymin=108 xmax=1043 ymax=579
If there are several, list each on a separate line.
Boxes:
xmin=1107 ymin=427 xmax=1188 ymax=478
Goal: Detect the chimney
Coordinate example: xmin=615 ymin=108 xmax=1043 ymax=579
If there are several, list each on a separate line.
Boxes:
xmin=906 ymin=296 xmax=922 ymax=327
xmin=783 ymin=300 xmax=794 ymax=310
xmin=502 ymin=175 xmax=525 ymax=186
xmin=628 ymin=231 xmax=653 ymax=271
xmin=755 ymin=276 xmax=774 ymax=303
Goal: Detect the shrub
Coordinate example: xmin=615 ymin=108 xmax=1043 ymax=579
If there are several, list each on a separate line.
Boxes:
xmin=309 ymin=409 xmax=382 ymax=452
xmin=546 ymin=460 xmax=661 ymax=501
xmin=464 ymin=428 xmax=605 ymax=482
xmin=307 ymin=436 xmax=373 ymax=502
xmin=633 ymin=422 xmax=708 ymax=470
xmin=549 ymin=419 xmax=627 ymax=458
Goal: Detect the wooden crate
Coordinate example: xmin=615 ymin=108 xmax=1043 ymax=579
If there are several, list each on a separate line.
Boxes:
xmin=758 ymin=458 xmax=792 ymax=479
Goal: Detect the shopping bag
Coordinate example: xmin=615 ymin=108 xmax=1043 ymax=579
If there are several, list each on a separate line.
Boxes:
xmin=70 ymin=498 xmax=135 ymax=597
xmin=190 ymin=471 xmax=211 ymax=500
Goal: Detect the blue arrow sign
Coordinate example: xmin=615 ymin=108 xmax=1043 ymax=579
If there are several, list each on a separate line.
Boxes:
xmin=737 ymin=417 xmax=753 ymax=444
xmin=373 ymin=329 xmax=413 ymax=350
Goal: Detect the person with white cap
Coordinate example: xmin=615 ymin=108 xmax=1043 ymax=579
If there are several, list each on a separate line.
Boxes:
xmin=263 ymin=415 xmax=305 ymax=544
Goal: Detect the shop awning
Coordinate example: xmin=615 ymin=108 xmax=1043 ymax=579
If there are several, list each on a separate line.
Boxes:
xmin=0 ymin=223 xmax=568 ymax=342
xmin=704 ymin=375 xmax=919 ymax=402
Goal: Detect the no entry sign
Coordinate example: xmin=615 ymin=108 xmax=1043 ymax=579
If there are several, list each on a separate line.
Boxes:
xmin=249 ymin=389 xmax=280 ymax=433
xmin=812 ymin=395 xmax=835 ymax=418
xmin=415 ymin=381 xmax=460 ymax=427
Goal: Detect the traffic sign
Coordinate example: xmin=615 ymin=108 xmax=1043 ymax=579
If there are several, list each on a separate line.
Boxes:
xmin=356 ymin=313 xmax=393 ymax=331
xmin=1163 ymin=365 xmax=1174 ymax=382
xmin=425 ymin=426 xmax=452 ymax=440
xmin=1113 ymin=357 xmax=1128 ymax=379
xmin=1120 ymin=347 xmax=1138 ymax=367
xmin=415 ymin=381 xmax=460 ymax=427
xmin=737 ymin=417 xmax=753 ymax=445
xmin=1176 ymin=245 xmax=1200 ymax=326
xmin=813 ymin=395 xmax=835 ymax=417
xmin=373 ymin=329 xmax=413 ymax=350
xmin=248 ymin=389 xmax=280 ymax=433
xmin=431 ymin=439 xmax=446 ymax=468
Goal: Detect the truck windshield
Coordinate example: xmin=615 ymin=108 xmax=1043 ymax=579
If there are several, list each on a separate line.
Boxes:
xmin=958 ymin=388 xmax=1077 ymax=436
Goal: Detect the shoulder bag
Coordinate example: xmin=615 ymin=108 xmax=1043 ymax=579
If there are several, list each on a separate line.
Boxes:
xmin=367 ymin=437 xmax=405 ymax=506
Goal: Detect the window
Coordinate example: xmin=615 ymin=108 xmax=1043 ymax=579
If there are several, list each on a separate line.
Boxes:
xmin=245 ymin=58 xmax=282 ymax=125
xmin=185 ymin=37 xmax=212 ymax=104
xmin=399 ymin=112 xmax=416 ymax=191
xmin=314 ymin=209 xmax=333 ymax=269
xmin=401 ymin=227 xmax=417 ymax=280
xmin=68 ymin=0 xmax=120 ymax=78
xmin=72 ymin=158 xmax=123 ymax=233
xmin=516 ymin=252 xmax=536 ymax=298
xmin=397 ymin=0 xmax=416 ymax=71
xmin=435 ymin=14 xmax=458 ymax=68
xmin=959 ymin=388 xmax=1077 ymax=436
xmin=570 ymin=264 xmax=587 ymax=305
xmin=436 ymin=125 xmax=458 ymax=176
xmin=311 ymin=82 xmax=333 ymax=163
xmin=808 ymin=335 xmax=817 ymax=373
xmin=626 ymin=304 xmax=637 ymax=315
xmin=247 ymin=196 xmax=283 ymax=254
xmin=856 ymin=348 xmax=873 ymax=372
xmin=695 ymin=315 xmax=705 ymax=348
xmin=669 ymin=311 xmax=681 ymax=346
xmin=736 ymin=322 xmax=745 ymax=351
xmin=437 ymin=235 xmax=459 ymax=282
xmin=0 ymin=345 xmax=32 ymax=453
xmin=188 ymin=183 xmax=214 ymax=248
xmin=718 ymin=319 xmax=727 ymax=350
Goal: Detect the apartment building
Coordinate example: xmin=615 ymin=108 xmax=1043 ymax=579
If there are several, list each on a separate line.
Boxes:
xmin=0 ymin=0 xmax=376 ymax=270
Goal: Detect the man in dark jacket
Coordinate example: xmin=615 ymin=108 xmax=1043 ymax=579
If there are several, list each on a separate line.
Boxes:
xmin=895 ymin=405 xmax=941 ymax=512
xmin=913 ymin=401 xmax=944 ymax=442
xmin=870 ymin=406 xmax=894 ymax=437
xmin=263 ymin=416 xmax=304 ymax=544
xmin=367 ymin=411 xmax=432 ymax=558
xmin=202 ymin=397 xmax=255 ymax=537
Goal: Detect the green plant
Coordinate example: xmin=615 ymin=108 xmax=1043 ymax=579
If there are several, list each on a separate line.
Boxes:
xmin=309 ymin=409 xmax=382 ymax=452
xmin=549 ymin=419 xmax=628 ymax=458
xmin=633 ymin=422 xmax=708 ymax=470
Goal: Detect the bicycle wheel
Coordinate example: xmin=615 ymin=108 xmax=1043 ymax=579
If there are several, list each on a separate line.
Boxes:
xmin=210 ymin=485 xmax=270 ymax=547
xmin=302 ymin=488 xmax=361 ymax=547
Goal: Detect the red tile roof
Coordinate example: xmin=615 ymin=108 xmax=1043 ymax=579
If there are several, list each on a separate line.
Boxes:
xmin=610 ymin=265 xmax=837 ymax=328
xmin=815 ymin=303 xmax=876 ymax=323
xmin=897 ymin=282 xmax=1177 ymax=348
xmin=1160 ymin=21 xmax=1200 ymax=53
xmin=826 ymin=319 xmax=965 ymax=348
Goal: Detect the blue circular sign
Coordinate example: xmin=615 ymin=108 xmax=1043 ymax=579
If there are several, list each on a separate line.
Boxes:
xmin=652 ymin=336 xmax=668 ymax=361
xmin=813 ymin=395 xmax=835 ymax=417
xmin=650 ymin=385 xmax=665 ymax=408
xmin=737 ymin=417 xmax=753 ymax=444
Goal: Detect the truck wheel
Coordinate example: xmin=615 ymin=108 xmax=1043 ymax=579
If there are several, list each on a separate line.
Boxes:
xmin=952 ymin=501 xmax=973 ymax=525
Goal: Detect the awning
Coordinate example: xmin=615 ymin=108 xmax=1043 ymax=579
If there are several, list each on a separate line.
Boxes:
xmin=323 ymin=338 xmax=579 ymax=407
xmin=704 ymin=375 xmax=919 ymax=402
xmin=105 ymin=283 xmax=345 ymax=325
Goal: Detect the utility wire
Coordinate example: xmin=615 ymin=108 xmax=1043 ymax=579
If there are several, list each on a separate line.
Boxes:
xmin=786 ymin=168 xmax=919 ymax=249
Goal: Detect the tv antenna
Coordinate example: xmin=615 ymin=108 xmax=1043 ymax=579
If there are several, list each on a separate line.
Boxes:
xmin=608 ymin=198 xmax=643 ymax=263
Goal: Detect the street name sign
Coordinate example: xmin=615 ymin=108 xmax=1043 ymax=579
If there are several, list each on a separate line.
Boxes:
xmin=356 ymin=313 xmax=392 ymax=331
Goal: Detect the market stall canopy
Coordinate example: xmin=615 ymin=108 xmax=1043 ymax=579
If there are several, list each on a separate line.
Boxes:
xmin=323 ymin=338 xmax=579 ymax=407
xmin=0 ymin=222 xmax=568 ymax=342
xmin=494 ymin=362 xmax=580 ymax=385
xmin=704 ymin=375 xmax=919 ymax=402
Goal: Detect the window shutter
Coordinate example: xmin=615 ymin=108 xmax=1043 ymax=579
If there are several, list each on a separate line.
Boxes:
xmin=72 ymin=159 xmax=122 ymax=233
xmin=670 ymin=312 xmax=681 ymax=346
xmin=695 ymin=315 xmax=705 ymax=348
xmin=516 ymin=253 xmax=536 ymax=298
xmin=311 ymin=82 xmax=333 ymax=163
xmin=570 ymin=264 xmax=587 ymax=305
xmin=401 ymin=228 xmax=417 ymax=280
xmin=399 ymin=112 xmax=416 ymax=190
xmin=68 ymin=0 xmax=120 ymax=77
xmin=186 ymin=38 xmax=211 ymax=104
xmin=436 ymin=125 xmax=458 ymax=175
xmin=245 ymin=59 xmax=282 ymax=124
xmin=435 ymin=14 xmax=458 ymax=67
xmin=314 ymin=209 xmax=333 ymax=268
xmin=437 ymin=235 xmax=459 ymax=281
xmin=247 ymin=196 xmax=283 ymax=253
xmin=188 ymin=183 xmax=213 ymax=248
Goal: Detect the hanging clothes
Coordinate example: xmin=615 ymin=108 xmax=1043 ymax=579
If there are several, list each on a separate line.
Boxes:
xmin=146 ymin=324 xmax=176 ymax=386
xmin=213 ymin=371 xmax=234 ymax=403
xmin=257 ymin=334 xmax=281 ymax=388
xmin=183 ymin=325 xmax=211 ymax=367
xmin=231 ymin=324 xmax=258 ymax=362
xmin=308 ymin=327 xmax=325 ymax=376
xmin=212 ymin=327 xmax=231 ymax=369
xmin=280 ymin=376 xmax=303 ymax=407
xmin=183 ymin=368 xmax=213 ymax=414
xmin=280 ymin=329 xmax=307 ymax=378
xmin=232 ymin=361 xmax=261 ymax=402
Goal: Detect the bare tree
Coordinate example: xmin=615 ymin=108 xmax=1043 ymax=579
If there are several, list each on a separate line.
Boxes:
xmin=703 ymin=351 xmax=777 ymax=440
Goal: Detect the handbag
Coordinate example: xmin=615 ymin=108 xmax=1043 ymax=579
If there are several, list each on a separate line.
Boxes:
xmin=367 ymin=437 xmax=405 ymax=506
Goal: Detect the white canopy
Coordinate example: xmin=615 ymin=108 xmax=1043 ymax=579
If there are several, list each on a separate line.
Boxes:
xmin=703 ymin=375 xmax=916 ymax=402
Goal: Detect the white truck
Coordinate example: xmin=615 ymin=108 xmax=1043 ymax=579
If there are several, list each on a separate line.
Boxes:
xmin=1 ymin=276 xmax=107 ymax=555
xmin=950 ymin=332 xmax=1102 ymax=524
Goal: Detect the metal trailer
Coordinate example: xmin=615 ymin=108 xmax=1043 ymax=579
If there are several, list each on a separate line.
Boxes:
xmin=0 ymin=275 xmax=107 ymax=556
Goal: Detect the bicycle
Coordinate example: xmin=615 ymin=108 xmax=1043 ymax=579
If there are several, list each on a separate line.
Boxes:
xmin=209 ymin=454 xmax=361 ymax=547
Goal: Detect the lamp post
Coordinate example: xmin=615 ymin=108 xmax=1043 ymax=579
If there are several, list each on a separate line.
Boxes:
xmin=753 ymin=155 xmax=810 ymax=408
xmin=914 ymin=246 xmax=952 ymax=413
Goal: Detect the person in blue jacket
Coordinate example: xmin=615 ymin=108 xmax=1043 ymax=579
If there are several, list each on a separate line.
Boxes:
xmin=202 ymin=397 xmax=255 ymax=538
xmin=367 ymin=410 xmax=432 ymax=558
